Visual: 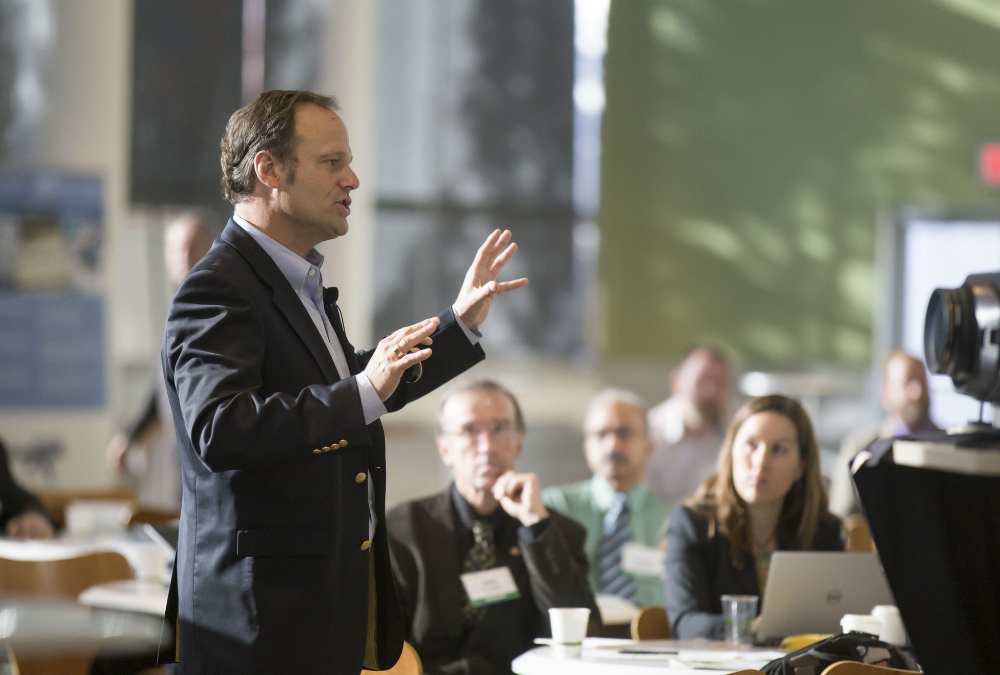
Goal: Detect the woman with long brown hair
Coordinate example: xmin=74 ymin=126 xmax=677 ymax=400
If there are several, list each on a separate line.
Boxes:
xmin=663 ymin=395 xmax=843 ymax=639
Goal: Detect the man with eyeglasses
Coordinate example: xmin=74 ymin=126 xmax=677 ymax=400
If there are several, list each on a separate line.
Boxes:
xmin=386 ymin=380 xmax=598 ymax=675
xmin=543 ymin=389 xmax=674 ymax=609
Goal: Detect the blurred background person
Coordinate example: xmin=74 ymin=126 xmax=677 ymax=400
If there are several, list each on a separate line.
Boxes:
xmin=646 ymin=347 xmax=733 ymax=505
xmin=663 ymin=395 xmax=842 ymax=640
xmin=387 ymin=380 xmax=598 ymax=675
xmin=0 ymin=438 xmax=53 ymax=539
xmin=543 ymin=389 xmax=672 ymax=609
xmin=104 ymin=212 xmax=214 ymax=510
xmin=829 ymin=349 xmax=938 ymax=518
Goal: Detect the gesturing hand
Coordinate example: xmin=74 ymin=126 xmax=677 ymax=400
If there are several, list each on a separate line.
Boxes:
xmin=6 ymin=511 xmax=54 ymax=540
xmin=453 ymin=230 xmax=529 ymax=331
xmin=492 ymin=471 xmax=549 ymax=527
xmin=365 ymin=317 xmax=439 ymax=402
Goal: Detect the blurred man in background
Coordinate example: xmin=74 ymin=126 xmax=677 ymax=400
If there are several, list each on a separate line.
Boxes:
xmin=105 ymin=212 xmax=213 ymax=510
xmin=829 ymin=349 xmax=938 ymax=518
xmin=645 ymin=348 xmax=732 ymax=504
xmin=544 ymin=389 xmax=673 ymax=609
xmin=387 ymin=380 xmax=597 ymax=675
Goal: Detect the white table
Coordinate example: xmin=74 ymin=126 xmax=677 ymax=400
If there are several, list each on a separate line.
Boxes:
xmin=512 ymin=638 xmax=785 ymax=674
xmin=78 ymin=580 xmax=168 ymax=616
xmin=0 ymin=597 xmax=164 ymax=658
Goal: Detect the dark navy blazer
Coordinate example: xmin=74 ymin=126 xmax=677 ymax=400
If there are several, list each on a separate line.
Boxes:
xmin=160 ymin=220 xmax=484 ymax=674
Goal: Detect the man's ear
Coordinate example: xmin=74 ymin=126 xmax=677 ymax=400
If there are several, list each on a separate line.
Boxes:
xmin=253 ymin=150 xmax=282 ymax=191
xmin=436 ymin=438 xmax=453 ymax=468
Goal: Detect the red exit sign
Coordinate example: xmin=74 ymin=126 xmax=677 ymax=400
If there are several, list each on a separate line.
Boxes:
xmin=981 ymin=144 xmax=1000 ymax=186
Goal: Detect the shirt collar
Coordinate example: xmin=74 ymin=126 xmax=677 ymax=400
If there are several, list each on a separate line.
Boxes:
xmin=449 ymin=483 xmax=510 ymax=535
xmin=232 ymin=213 xmax=325 ymax=296
xmin=590 ymin=473 xmax=649 ymax=512
xmin=890 ymin=417 xmax=939 ymax=436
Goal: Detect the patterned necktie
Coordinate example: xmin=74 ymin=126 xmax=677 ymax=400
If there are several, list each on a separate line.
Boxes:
xmin=462 ymin=519 xmax=497 ymax=624
xmin=600 ymin=492 xmax=637 ymax=602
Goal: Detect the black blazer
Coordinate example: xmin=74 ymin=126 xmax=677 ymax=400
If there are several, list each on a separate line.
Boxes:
xmin=664 ymin=505 xmax=844 ymax=640
xmin=160 ymin=220 xmax=484 ymax=675
xmin=386 ymin=489 xmax=600 ymax=675
xmin=0 ymin=439 xmax=49 ymax=531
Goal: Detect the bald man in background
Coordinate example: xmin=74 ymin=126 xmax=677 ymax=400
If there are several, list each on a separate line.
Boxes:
xmin=544 ymin=389 xmax=673 ymax=609
xmin=645 ymin=348 xmax=732 ymax=505
xmin=106 ymin=212 xmax=214 ymax=509
xmin=829 ymin=349 xmax=938 ymax=518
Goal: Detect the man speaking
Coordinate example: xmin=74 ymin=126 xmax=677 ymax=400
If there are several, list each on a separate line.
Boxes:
xmin=160 ymin=90 xmax=527 ymax=674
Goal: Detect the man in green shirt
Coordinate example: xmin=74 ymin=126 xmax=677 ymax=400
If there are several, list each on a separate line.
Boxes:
xmin=543 ymin=389 xmax=674 ymax=608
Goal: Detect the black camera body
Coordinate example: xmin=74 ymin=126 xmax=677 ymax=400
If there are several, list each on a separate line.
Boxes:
xmin=925 ymin=272 xmax=1000 ymax=405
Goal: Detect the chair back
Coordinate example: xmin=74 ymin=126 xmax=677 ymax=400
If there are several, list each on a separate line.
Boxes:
xmin=0 ymin=551 xmax=131 ymax=599
xmin=843 ymin=513 xmax=876 ymax=553
xmin=821 ymin=662 xmax=915 ymax=674
xmin=128 ymin=509 xmax=180 ymax=527
xmin=630 ymin=606 xmax=670 ymax=640
xmin=361 ymin=640 xmax=422 ymax=675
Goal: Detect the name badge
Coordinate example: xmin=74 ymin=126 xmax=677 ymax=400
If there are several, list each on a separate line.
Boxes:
xmin=460 ymin=567 xmax=521 ymax=607
xmin=621 ymin=542 xmax=666 ymax=578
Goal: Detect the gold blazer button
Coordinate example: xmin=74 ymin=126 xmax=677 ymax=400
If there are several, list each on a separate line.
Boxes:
xmin=361 ymin=540 xmax=371 ymax=551
xmin=312 ymin=449 xmax=322 ymax=454
xmin=355 ymin=472 xmax=367 ymax=483
xmin=340 ymin=439 xmax=348 ymax=447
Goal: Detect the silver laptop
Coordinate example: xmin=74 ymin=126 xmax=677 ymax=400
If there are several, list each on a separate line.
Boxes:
xmin=756 ymin=552 xmax=895 ymax=640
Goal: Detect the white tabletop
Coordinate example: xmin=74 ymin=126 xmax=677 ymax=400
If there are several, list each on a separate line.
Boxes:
xmin=0 ymin=597 xmax=164 ymax=657
xmin=512 ymin=638 xmax=785 ymax=675
xmin=78 ymin=580 xmax=168 ymax=616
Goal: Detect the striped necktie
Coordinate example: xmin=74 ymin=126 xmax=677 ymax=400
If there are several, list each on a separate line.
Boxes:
xmin=600 ymin=492 xmax=637 ymax=602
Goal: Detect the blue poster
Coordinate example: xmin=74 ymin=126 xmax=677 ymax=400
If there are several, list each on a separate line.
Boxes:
xmin=0 ymin=172 xmax=104 ymax=408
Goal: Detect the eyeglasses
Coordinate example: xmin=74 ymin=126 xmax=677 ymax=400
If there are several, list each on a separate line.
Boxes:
xmin=443 ymin=421 xmax=518 ymax=442
xmin=586 ymin=427 xmax=640 ymax=442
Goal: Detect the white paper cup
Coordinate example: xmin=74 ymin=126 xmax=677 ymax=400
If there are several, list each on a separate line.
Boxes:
xmin=871 ymin=605 xmax=907 ymax=645
xmin=131 ymin=544 xmax=168 ymax=582
xmin=548 ymin=608 xmax=590 ymax=659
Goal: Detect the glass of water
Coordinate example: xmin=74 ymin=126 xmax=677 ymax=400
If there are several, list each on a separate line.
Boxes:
xmin=721 ymin=594 xmax=758 ymax=646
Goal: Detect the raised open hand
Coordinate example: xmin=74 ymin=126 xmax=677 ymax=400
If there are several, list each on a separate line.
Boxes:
xmin=453 ymin=230 xmax=529 ymax=331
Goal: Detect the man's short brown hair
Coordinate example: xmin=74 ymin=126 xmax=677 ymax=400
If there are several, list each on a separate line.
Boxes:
xmin=220 ymin=90 xmax=340 ymax=204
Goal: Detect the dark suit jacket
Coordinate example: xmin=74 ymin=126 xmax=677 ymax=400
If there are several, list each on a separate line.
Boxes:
xmin=160 ymin=220 xmax=484 ymax=675
xmin=0 ymin=439 xmax=49 ymax=531
xmin=386 ymin=488 xmax=600 ymax=675
xmin=664 ymin=505 xmax=844 ymax=640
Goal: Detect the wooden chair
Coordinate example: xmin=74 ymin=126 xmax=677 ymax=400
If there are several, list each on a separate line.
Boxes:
xmin=630 ymin=606 xmax=670 ymax=640
xmin=362 ymin=641 xmax=422 ymax=675
xmin=0 ymin=551 xmax=132 ymax=599
xmin=0 ymin=551 xmax=132 ymax=675
xmin=821 ymin=662 xmax=915 ymax=674
xmin=128 ymin=509 xmax=180 ymax=528
xmin=843 ymin=513 xmax=876 ymax=553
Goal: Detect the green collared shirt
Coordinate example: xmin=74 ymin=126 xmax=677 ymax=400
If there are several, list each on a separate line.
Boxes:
xmin=543 ymin=475 xmax=674 ymax=607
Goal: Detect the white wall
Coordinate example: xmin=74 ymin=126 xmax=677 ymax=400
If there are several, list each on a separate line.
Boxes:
xmin=0 ymin=0 xmax=133 ymax=491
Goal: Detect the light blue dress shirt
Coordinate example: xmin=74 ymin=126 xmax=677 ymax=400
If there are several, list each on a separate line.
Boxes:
xmin=232 ymin=213 xmax=482 ymax=541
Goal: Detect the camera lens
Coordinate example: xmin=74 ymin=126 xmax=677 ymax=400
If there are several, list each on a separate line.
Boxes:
xmin=924 ymin=288 xmax=956 ymax=374
xmin=924 ymin=283 xmax=978 ymax=380
xmin=924 ymin=273 xmax=1000 ymax=405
